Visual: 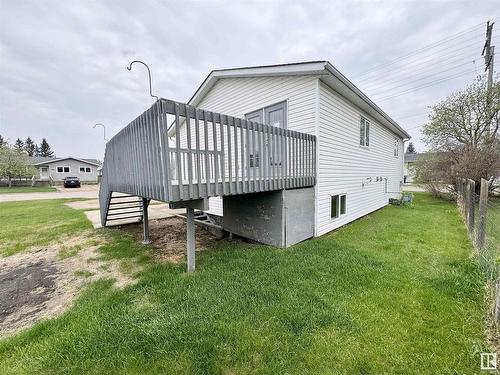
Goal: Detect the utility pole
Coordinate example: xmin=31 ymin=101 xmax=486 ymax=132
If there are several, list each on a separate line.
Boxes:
xmin=482 ymin=21 xmax=495 ymax=132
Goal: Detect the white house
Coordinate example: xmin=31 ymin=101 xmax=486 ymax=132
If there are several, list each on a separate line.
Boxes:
xmin=182 ymin=61 xmax=410 ymax=237
xmin=403 ymin=153 xmax=422 ymax=183
xmin=31 ymin=157 xmax=101 ymax=183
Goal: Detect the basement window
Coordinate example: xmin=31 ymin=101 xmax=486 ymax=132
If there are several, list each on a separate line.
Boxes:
xmin=360 ymin=117 xmax=370 ymax=147
xmin=331 ymin=194 xmax=347 ymax=219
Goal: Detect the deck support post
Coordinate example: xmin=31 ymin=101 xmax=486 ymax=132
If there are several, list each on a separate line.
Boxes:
xmin=142 ymin=198 xmax=151 ymax=244
xmin=186 ymin=207 xmax=195 ymax=272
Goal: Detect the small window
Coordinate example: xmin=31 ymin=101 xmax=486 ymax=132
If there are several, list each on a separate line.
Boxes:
xmin=331 ymin=194 xmax=347 ymax=219
xmin=394 ymin=139 xmax=400 ymax=157
xmin=86 ymin=167 xmax=91 ymax=173
xmin=340 ymin=195 xmax=346 ymax=215
xmin=79 ymin=167 xmax=85 ymax=173
xmin=360 ymin=117 xmax=370 ymax=146
xmin=57 ymin=167 xmax=63 ymax=173
xmin=249 ymin=153 xmax=260 ymax=167
xmin=64 ymin=167 xmax=69 ymax=173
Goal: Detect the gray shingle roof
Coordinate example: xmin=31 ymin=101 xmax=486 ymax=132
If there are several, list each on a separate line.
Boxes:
xmin=29 ymin=157 xmax=101 ymax=166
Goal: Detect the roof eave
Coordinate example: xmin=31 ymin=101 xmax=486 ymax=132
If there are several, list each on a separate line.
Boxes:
xmin=323 ymin=62 xmax=411 ymax=139
xmin=187 ymin=60 xmax=410 ymax=140
xmin=189 ymin=61 xmax=328 ymax=107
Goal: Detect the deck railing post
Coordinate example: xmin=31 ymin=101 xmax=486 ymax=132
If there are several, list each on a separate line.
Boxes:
xmin=142 ymin=198 xmax=151 ymax=244
xmin=186 ymin=207 xmax=195 ymax=272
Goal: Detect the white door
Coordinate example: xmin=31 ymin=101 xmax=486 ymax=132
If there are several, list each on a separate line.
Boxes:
xmin=245 ymin=110 xmax=263 ymax=177
xmin=264 ymin=102 xmax=286 ymax=169
xmin=245 ymin=101 xmax=287 ymax=179
xmin=40 ymin=167 xmax=48 ymax=179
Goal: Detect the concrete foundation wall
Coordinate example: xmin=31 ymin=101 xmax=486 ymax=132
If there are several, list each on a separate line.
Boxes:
xmin=223 ymin=187 xmax=314 ymax=247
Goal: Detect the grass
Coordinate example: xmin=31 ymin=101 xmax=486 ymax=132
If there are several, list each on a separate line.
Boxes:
xmin=0 ymin=193 xmax=490 ymax=374
xmin=0 ymin=186 xmax=56 ymax=193
xmin=0 ymin=199 xmax=92 ymax=256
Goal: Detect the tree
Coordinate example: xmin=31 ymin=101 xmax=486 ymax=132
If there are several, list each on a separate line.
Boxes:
xmin=35 ymin=144 xmax=41 ymax=157
xmin=24 ymin=137 xmax=36 ymax=156
xmin=417 ymin=75 xmax=500 ymax=193
xmin=39 ymin=138 xmax=54 ymax=157
xmin=0 ymin=146 xmax=35 ymax=187
xmin=406 ymin=142 xmax=416 ymax=154
xmin=14 ymin=138 xmax=24 ymax=153
xmin=0 ymin=135 xmax=6 ymax=147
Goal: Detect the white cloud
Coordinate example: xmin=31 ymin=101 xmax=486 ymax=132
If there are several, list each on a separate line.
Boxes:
xmin=0 ymin=0 xmax=498 ymax=157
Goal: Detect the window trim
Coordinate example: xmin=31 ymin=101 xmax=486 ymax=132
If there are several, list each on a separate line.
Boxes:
xmin=330 ymin=193 xmax=347 ymax=221
xmin=56 ymin=166 xmax=70 ymax=173
xmin=244 ymin=100 xmax=288 ymax=129
xmin=360 ymin=117 xmax=370 ymax=147
xmin=79 ymin=166 xmax=93 ymax=173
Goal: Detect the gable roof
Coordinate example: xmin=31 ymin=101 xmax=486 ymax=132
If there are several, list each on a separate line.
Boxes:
xmin=188 ymin=61 xmax=411 ymax=139
xmin=30 ymin=157 xmax=101 ymax=166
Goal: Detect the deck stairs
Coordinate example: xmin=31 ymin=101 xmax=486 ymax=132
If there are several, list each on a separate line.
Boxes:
xmin=104 ymin=193 xmax=144 ymax=226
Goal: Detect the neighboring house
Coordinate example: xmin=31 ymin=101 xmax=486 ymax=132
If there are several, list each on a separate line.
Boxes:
xmin=31 ymin=157 xmax=101 ymax=183
xmin=403 ymin=153 xmax=422 ymax=183
xmin=182 ymin=61 xmax=410 ymax=237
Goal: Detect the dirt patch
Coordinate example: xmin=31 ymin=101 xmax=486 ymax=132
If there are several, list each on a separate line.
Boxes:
xmin=121 ymin=217 xmax=220 ymax=263
xmin=0 ymin=232 xmax=137 ymax=338
xmin=0 ymin=218 xmax=221 ymax=338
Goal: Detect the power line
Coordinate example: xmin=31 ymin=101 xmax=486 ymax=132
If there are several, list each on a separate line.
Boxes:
xmin=360 ymin=53 xmax=481 ymax=91
xmin=356 ymin=38 xmax=484 ymax=85
xmin=363 ymin=59 xmax=477 ymax=94
xmin=351 ymin=22 xmax=485 ymax=79
xmin=373 ymin=69 xmax=476 ymax=102
xmin=365 ymin=61 xmax=478 ymax=96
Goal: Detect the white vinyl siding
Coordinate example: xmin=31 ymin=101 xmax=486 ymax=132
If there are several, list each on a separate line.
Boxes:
xmin=317 ymin=80 xmax=404 ymax=236
xmin=45 ymin=159 xmax=99 ymax=182
xmin=194 ymin=75 xmax=318 ymax=216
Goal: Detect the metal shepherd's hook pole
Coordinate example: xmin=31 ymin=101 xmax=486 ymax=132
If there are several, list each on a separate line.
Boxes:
xmin=93 ymin=123 xmax=108 ymax=142
xmin=127 ymin=60 xmax=159 ymax=101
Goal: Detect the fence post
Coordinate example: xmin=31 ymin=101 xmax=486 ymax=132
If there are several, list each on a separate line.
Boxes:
xmin=476 ymin=178 xmax=489 ymax=249
xmin=466 ymin=179 xmax=475 ymax=232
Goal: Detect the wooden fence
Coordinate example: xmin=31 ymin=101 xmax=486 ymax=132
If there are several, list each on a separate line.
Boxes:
xmin=457 ymin=178 xmax=500 ymax=323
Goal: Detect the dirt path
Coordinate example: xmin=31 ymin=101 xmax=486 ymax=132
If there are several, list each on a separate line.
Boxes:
xmin=0 ymin=232 xmax=136 ymax=338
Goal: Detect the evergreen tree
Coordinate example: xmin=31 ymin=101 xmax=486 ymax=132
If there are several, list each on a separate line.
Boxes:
xmin=0 ymin=135 xmax=6 ymax=147
xmin=35 ymin=144 xmax=41 ymax=157
xmin=39 ymin=138 xmax=54 ymax=157
xmin=406 ymin=142 xmax=416 ymax=154
xmin=24 ymin=137 xmax=36 ymax=156
xmin=14 ymin=138 xmax=24 ymax=152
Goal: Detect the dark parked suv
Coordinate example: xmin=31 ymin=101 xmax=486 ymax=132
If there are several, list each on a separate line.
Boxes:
xmin=63 ymin=177 xmax=81 ymax=188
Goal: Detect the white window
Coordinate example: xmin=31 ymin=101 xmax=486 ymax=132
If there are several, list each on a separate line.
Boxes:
xmin=394 ymin=139 xmax=400 ymax=157
xmin=360 ymin=117 xmax=370 ymax=146
xmin=57 ymin=166 xmax=70 ymax=173
xmin=331 ymin=194 xmax=347 ymax=219
xmin=79 ymin=167 xmax=92 ymax=173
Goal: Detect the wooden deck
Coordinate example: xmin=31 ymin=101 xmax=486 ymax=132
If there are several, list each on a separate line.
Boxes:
xmin=99 ymin=98 xmax=316 ymax=226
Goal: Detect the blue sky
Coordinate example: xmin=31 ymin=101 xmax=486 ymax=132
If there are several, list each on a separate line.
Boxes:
xmin=0 ymin=0 xmax=498 ymax=159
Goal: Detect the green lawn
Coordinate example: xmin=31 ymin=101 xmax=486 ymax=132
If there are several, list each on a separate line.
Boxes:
xmin=0 ymin=200 xmax=92 ymax=256
xmin=0 ymin=186 xmax=56 ymax=193
xmin=0 ymin=194 xmax=490 ymax=374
